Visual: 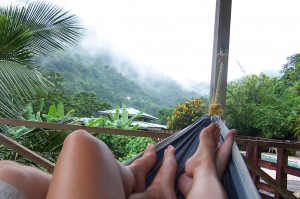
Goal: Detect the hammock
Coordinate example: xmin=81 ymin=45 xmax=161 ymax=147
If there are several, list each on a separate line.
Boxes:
xmin=0 ymin=115 xmax=261 ymax=198
xmin=125 ymin=115 xmax=261 ymax=199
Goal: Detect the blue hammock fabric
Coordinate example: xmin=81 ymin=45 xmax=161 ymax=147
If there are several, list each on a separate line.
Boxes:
xmin=125 ymin=115 xmax=260 ymax=199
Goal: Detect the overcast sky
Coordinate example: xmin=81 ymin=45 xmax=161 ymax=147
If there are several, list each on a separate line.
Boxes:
xmin=2 ymin=0 xmax=300 ymax=88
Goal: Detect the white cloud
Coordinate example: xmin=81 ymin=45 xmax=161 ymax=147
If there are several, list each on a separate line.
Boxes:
xmin=2 ymin=0 xmax=300 ymax=86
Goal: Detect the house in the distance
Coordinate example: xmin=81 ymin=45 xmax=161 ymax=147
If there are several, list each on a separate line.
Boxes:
xmin=98 ymin=107 xmax=167 ymax=130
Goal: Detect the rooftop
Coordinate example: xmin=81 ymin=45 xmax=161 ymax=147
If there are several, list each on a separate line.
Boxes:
xmin=98 ymin=107 xmax=158 ymax=121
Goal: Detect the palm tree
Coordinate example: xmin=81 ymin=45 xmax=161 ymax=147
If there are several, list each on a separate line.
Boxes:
xmin=0 ymin=1 xmax=84 ymax=118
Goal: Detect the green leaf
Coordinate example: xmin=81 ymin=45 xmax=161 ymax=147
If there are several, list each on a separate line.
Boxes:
xmin=56 ymin=102 xmax=64 ymax=118
xmin=48 ymin=103 xmax=57 ymax=118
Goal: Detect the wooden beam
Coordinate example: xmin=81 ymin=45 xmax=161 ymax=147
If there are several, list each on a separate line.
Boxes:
xmin=0 ymin=118 xmax=172 ymax=139
xmin=0 ymin=134 xmax=55 ymax=172
xmin=210 ymin=0 xmax=232 ymax=111
xmin=243 ymin=156 xmax=297 ymax=199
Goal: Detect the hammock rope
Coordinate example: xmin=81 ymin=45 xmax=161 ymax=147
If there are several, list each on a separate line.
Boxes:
xmin=209 ymin=49 xmax=227 ymax=118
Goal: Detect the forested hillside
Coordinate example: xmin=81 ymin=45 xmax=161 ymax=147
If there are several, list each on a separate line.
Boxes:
xmin=39 ymin=48 xmax=202 ymax=115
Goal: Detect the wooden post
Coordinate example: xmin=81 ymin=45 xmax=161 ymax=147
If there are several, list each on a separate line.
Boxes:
xmin=275 ymin=148 xmax=288 ymax=199
xmin=252 ymin=145 xmax=261 ymax=186
xmin=246 ymin=145 xmax=260 ymax=186
xmin=246 ymin=145 xmax=256 ymax=181
xmin=210 ymin=0 xmax=232 ymax=111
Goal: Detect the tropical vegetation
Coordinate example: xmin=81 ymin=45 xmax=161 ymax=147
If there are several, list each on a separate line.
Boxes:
xmin=38 ymin=50 xmax=201 ymax=116
xmin=226 ymin=54 xmax=299 ymax=139
xmin=0 ymin=1 xmax=84 ymax=119
xmin=167 ymin=98 xmax=207 ymax=130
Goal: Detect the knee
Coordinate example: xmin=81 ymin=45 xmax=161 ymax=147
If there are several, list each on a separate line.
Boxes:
xmin=64 ymin=130 xmax=90 ymax=146
xmin=0 ymin=160 xmax=27 ymax=181
xmin=64 ymin=130 xmax=105 ymax=150
xmin=0 ymin=160 xmax=22 ymax=171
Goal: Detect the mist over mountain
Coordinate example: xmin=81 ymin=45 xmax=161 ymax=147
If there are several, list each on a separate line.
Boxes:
xmin=39 ymin=44 xmax=207 ymax=115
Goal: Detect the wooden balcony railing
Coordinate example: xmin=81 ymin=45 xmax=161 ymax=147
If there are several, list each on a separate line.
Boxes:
xmin=236 ymin=136 xmax=300 ymax=199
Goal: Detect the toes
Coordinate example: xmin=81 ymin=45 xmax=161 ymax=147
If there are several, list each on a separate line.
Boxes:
xmin=159 ymin=146 xmax=177 ymax=181
xmin=154 ymin=145 xmax=177 ymax=184
xmin=136 ymin=144 xmax=157 ymax=170
xmin=128 ymin=144 xmax=157 ymax=192
xmin=178 ymin=173 xmax=192 ymax=197
xmin=148 ymin=145 xmax=177 ymax=198
xmin=216 ymin=129 xmax=236 ymax=178
xmin=214 ymin=125 xmax=221 ymax=148
xmin=200 ymin=123 xmax=220 ymax=149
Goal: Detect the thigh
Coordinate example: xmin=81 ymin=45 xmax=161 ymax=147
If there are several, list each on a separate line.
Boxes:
xmin=0 ymin=160 xmax=51 ymax=199
xmin=46 ymin=130 xmax=126 ymax=199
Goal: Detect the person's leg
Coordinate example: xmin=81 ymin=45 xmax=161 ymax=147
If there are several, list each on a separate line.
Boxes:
xmin=178 ymin=126 xmax=236 ymax=194
xmin=46 ymin=130 xmax=157 ymax=199
xmin=129 ymin=145 xmax=177 ymax=199
xmin=178 ymin=123 xmax=232 ymax=199
xmin=0 ymin=160 xmax=51 ymax=199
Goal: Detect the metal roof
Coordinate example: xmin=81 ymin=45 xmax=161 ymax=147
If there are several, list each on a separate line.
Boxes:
xmin=132 ymin=121 xmax=167 ymax=129
xmin=98 ymin=107 xmax=158 ymax=120
xmin=131 ymin=121 xmax=167 ymax=129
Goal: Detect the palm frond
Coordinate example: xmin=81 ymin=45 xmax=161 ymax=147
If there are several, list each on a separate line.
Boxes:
xmin=3 ymin=1 xmax=84 ymax=56
xmin=0 ymin=14 xmax=34 ymax=66
xmin=0 ymin=61 xmax=52 ymax=118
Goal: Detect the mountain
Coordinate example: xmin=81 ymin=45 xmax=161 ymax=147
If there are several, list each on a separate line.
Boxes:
xmin=39 ymin=47 xmax=205 ymax=116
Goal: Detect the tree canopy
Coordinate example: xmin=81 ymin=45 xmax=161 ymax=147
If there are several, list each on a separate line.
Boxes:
xmin=226 ymin=54 xmax=299 ymax=139
xmin=167 ymin=98 xmax=207 ymax=130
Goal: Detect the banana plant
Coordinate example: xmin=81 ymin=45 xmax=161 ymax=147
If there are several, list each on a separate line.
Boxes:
xmin=85 ymin=106 xmax=153 ymax=162
xmin=107 ymin=106 xmax=142 ymax=130
xmin=86 ymin=106 xmax=142 ymax=130
xmin=2 ymin=101 xmax=76 ymax=166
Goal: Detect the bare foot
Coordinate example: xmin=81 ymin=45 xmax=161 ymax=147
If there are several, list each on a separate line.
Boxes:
xmin=129 ymin=145 xmax=177 ymax=199
xmin=184 ymin=123 xmax=220 ymax=177
xmin=178 ymin=123 xmax=235 ymax=197
xmin=216 ymin=129 xmax=236 ymax=178
xmin=126 ymin=144 xmax=157 ymax=193
xmin=179 ymin=122 xmax=228 ymax=198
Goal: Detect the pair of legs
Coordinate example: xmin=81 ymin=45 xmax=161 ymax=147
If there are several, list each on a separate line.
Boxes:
xmin=0 ymin=123 xmax=235 ymax=199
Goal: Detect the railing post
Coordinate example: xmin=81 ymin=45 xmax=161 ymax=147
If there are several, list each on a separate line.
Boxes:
xmin=275 ymin=148 xmax=288 ymax=199
xmin=246 ymin=145 xmax=260 ymax=186
xmin=253 ymin=145 xmax=261 ymax=186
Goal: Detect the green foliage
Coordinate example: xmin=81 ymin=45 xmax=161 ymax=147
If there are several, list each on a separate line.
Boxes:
xmin=39 ymin=50 xmax=201 ymax=116
xmin=281 ymin=53 xmax=300 ymax=88
xmin=71 ymin=92 xmax=111 ymax=117
xmin=85 ymin=106 xmax=154 ymax=162
xmin=85 ymin=106 xmax=141 ymax=130
xmin=0 ymin=61 xmax=51 ymax=118
xmin=1 ymin=102 xmax=72 ymax=166
xmin=42 ymin=102 xmax=74 ymax=122
xmin=2 ymin=103 xmax=153 ymax=166
xmin=226 ymin=74 xmax=272 ymax=137
xmin=226 ymin=65 xmax=299 ymax=139
xmin=167 ymin=98 xmax=206 ymax=130
xmin=108 ymin=106 xmax=141 ymax=130
xmin=43 ymin=69 xmax=64 ymax=90
xmin=0 ymin=1 xmax=83 ymax=118
xmin=2 ymin=1 xmax=84 ymax=57
xmin=37 ymin=70 xmax=112 ymax=118
xmin=0 ymin=13 xmax=33 ymax=65
xmin=95 ymin=134 xmax=154 ymax=163
xmin=157 ymin=108 xmax=174 ymax=125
